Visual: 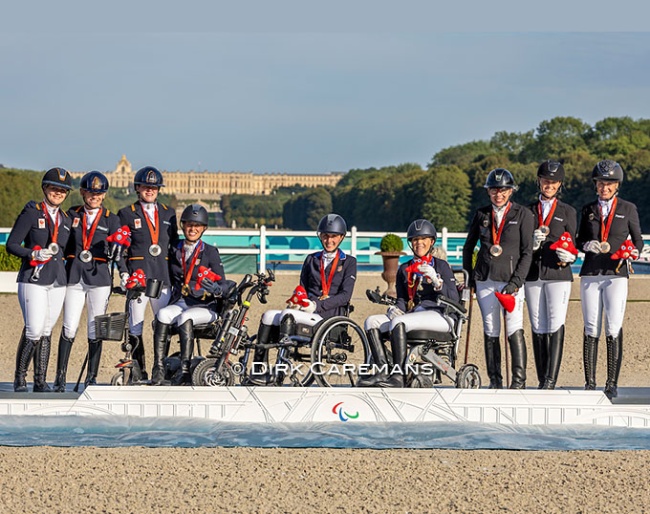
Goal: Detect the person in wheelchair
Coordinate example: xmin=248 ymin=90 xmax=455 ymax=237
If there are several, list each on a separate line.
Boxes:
xmin=359 ymin=219 xmax=459 ymax=387
xmin=150 ymin=204 xmax=226 ymax=385
xmin=247 ymin=213 xmax=357 ymax=385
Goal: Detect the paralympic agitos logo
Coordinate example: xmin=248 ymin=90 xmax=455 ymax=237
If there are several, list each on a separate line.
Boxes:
xmin=332 ymin=402 xmax=359 ymax=422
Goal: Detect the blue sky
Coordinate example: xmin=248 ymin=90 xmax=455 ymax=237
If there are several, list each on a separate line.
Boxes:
xmin=2 ymin=2 xmax=650 ymax=174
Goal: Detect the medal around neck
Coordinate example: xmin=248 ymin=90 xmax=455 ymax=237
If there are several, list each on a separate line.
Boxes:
xmin=149 ymin=244 xmax=162 ymax=257
xmin=600 ymin=241 xmax=611 ymax=253
xmin=79 ymin=250 xmax=93 ymax=263
xmin=539 ymin=225 xmax=550 ymax=236
xmin=47 ymin=243 xmax=59 ymax=254
xmin=489 ymin=244 xmax=503 ymax=257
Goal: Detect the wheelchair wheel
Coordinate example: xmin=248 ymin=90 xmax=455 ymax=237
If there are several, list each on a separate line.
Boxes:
xmin=110 ymin=372 xmax=124 ymax=386
xmin=310 ymin=316 xmax=370 ymax=387
xmin=455 ymin=364 xmax=481 ymax=389
xmin=192 ymin=357 xmax=235 ymax=387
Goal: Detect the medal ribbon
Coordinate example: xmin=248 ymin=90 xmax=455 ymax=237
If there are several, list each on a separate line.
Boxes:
xmin=41 ymin=202 xmax=59 ymax=246
xmin=81 ymin=208 xmax=103 ymax=251
xmin=491 ymin=202 xmax=512 ymax=246
xmin=537 ymin=198 xmax=557 ymax=228
xmin=142 ymin=204 xmax=159 ymax=246
xmin=319 ymin=251 xmax=340 ymax=297
xmin=182 ymin=241 xmax=204 ymax=287
xmin=600 ymin=197 xmax=618 ymax=243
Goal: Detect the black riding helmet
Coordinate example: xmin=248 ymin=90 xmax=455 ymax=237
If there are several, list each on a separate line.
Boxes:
xmin=592 ymin=159 xmax=623 ymax=183
xmin=317 ymin=214 xmax=347 ymax=236
xmin=406 ymin=219 xmax=437 ymax=254
xmin=80 ymin=171 xmax=109 ymax=193
xmin=484 ymin=168 xmax=518 ymax=191
xmin=134 ymin=166 xmax=165 ymax=187
xmin=537 ymin=160 xmax=565 ymax=182
xmin=42 ymin=167 xmax=73 ymax=191
xmin=181 ymin=204 xmax=209 ymax=226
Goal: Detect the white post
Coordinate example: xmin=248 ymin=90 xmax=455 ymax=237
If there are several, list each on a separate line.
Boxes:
xmin=350 ymin=226 xmax=357 ymax=257
xmin=259 ymin=225 xmax=267 ymax=272
xmin=441 ymin=227 xmax=448 ymax=255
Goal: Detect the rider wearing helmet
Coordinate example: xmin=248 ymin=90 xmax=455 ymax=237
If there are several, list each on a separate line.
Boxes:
xmin=6 ymin=167 xmax=74 ymax=392
xmin=359 ymin=219 xmax=459 ymax=387
xmin=577 ymin=159 xmax=643 ymax=399
xmin=53 ymin=171 xmax=128 ymax=391
xmin=524 ymin=161 xmax=577 ymax=390
xmin=118 ymin=166 xmax=179 ymax=382
xmin=151 ymin=204 xmax=226 ymax=385
xmin=247 ymin=213 xmax=357 ymax=385
xmin=462 ymin=168 xmax=535 ymax=389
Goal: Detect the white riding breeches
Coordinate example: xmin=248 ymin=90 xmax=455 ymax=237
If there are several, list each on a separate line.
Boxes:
xmin=524 ymin=279 xmax=571 ymax=334
xmin=62 ymin=281 xmax=112 ymax=339
xmin=18 ymin=282 xmax=66 ymax=340
xmin=261 ymin=308 xmax=322 ymax=328
xmin=580 ymin=275 xmax=628 ymax=338
xmin=128 ymin=286 xmax=172 ymax=335
xmin=156 ymin=297 xmax=218 ymax=326
xmin=476 ymin=279 xmax=525 ymax=337
xmin=388 ymin=308 xmax=454 ymax=334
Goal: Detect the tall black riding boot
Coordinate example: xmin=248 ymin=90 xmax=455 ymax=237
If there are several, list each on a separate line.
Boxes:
xmin=33 ymin=335 xmax=52 ymax=393
xmin=531 ymin=332 xmax=548 ymax=389
xmin=53 ymin=333 xmax=75 ymax=392
xmin=151 ymin=322 xmax=171 ymax=385
xmin=356 ymin=328 xmax=389 ymax=387
xmin=130 ymin=334 xmax=148 ymax=381
xmin=172 ymin=320 xmax=194 ymax=386
xmin=508 ymin=329 xmax=527 ymax=389
xmin=583 ymin=333 xmax=599 ymax=390
xmin=84 ymin=339 xmax=103 ymax=388
xmin=484 ymin=335 xmax=503 ymax=389
xmin=375 ymin=323 xmax=407 ymax=388
xmin=246 ymin=323 xmax=275 ymax=385
xmin=542 ymin=326 xmax=564 ymax=390
xmin=604 ymin=330 xmax=623 ymax=399
xmin=14 ymin=329 xmax=36 ymax=392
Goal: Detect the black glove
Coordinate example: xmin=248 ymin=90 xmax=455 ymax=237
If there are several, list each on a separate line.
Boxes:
xmin=502 ymin=282 xmax=518 ymax=295
xmin=201 ymin=278 xmax=222 ymax=297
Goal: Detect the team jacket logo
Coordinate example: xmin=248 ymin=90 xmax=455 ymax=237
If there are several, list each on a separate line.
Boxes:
xmin=72 ymin=218 xmax=80 ymax=228
xmin=134 ymin=219 xmax=142 ymax=229
xmin=38 ymin=219 xmax=46 ymax=229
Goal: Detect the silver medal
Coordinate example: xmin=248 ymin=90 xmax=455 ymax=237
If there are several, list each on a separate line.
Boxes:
xmin=79 ymin=250 xmax=93 ymax=263
xmin=489 ymin=244 xmax=503 ymax=257
xmin=149 ymin=244 xmax=162 ymax=257
xmin=47 ymin=243 xmax=59 ymax=254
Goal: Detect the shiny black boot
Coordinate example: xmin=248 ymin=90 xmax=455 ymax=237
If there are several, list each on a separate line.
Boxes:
xmin=508 ymin=329 xmax=527 ymax=389
xmin=246 ymin=323 xmax=275 ymax=386
xmin=375 ymin=323 xmax=407 ymax=388
xmin=151 ymin=321 xmax=171 ymax=386
xmin=356 ymin=328 xmax=389 ymax=387
xmin=14 ymin=329 xmax=35 ymax=393
xmin=583 ymin=333 xmax=599 ymax=390
xmin=33 ymin=335 xmax=52 ymax=393
xmin=484 ymin=335 xmax=503 ymax=389
xmin=542 ymin=326 xmax=564 ymax=390
xmin=53 ymin=333 xmax=75 ymax=392
xmin=531 ymin=332 xmax=548 ymax=389
xmin=604 ymin=330 xmax=623 ymax=400
xmin=172 ymin=320 xmax=194 ymax=386
xmin=84 ymin=339 xmax=103 ymax=388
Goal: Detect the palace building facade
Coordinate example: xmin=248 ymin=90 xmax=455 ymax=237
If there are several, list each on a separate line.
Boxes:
xmin=70 ymin=155 xmax=344 ymax=199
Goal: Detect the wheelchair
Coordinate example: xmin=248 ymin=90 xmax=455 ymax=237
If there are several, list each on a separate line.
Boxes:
xmin=252 ymin=303 xmax=372 ymax=387
xmin=341 ymin=270 xmax=481 ymax=389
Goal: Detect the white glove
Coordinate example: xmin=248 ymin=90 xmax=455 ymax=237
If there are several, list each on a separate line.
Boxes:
xmin=631 ymin=249 xmax=640 ymax=260
xmin=387 ymin=305 xmax=405 ymax=320
xmin=300 ymin=299 xmax=317 ymax=314
xmin=556 ymin=248 xmax=576 ymax=263
xmin=119 ymin=272 xmax=130 ymax=291
xmin=31 ymin=248 xmax=54 ymax=262
xmin=583 ymin=240 xmax=602 ymax=254
xmin=418 ymin=263 xmax=443 ymax=291
xmin=532 ymin=229 xmax=546 ymax=251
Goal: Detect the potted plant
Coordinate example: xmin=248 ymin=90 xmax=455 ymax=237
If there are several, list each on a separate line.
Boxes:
xmin=0 ymin=245 xmax=21 ymax=293
xmin=376 ymin=233 xmax=405 ymax=296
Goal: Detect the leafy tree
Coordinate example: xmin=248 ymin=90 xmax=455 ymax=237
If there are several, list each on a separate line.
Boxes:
xmin=421 ymin=166 xmax=471 ymax=231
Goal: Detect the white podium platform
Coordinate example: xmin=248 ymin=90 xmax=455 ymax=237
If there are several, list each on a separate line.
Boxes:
xmin=1 ymin=386 xmax=650 ymax=428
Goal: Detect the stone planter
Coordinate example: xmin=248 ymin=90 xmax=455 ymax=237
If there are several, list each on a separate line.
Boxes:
xmin=0 ymin=271 xmax=18 ymax=293
xmin=376 ymin=252 xmax=405 ymax=296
